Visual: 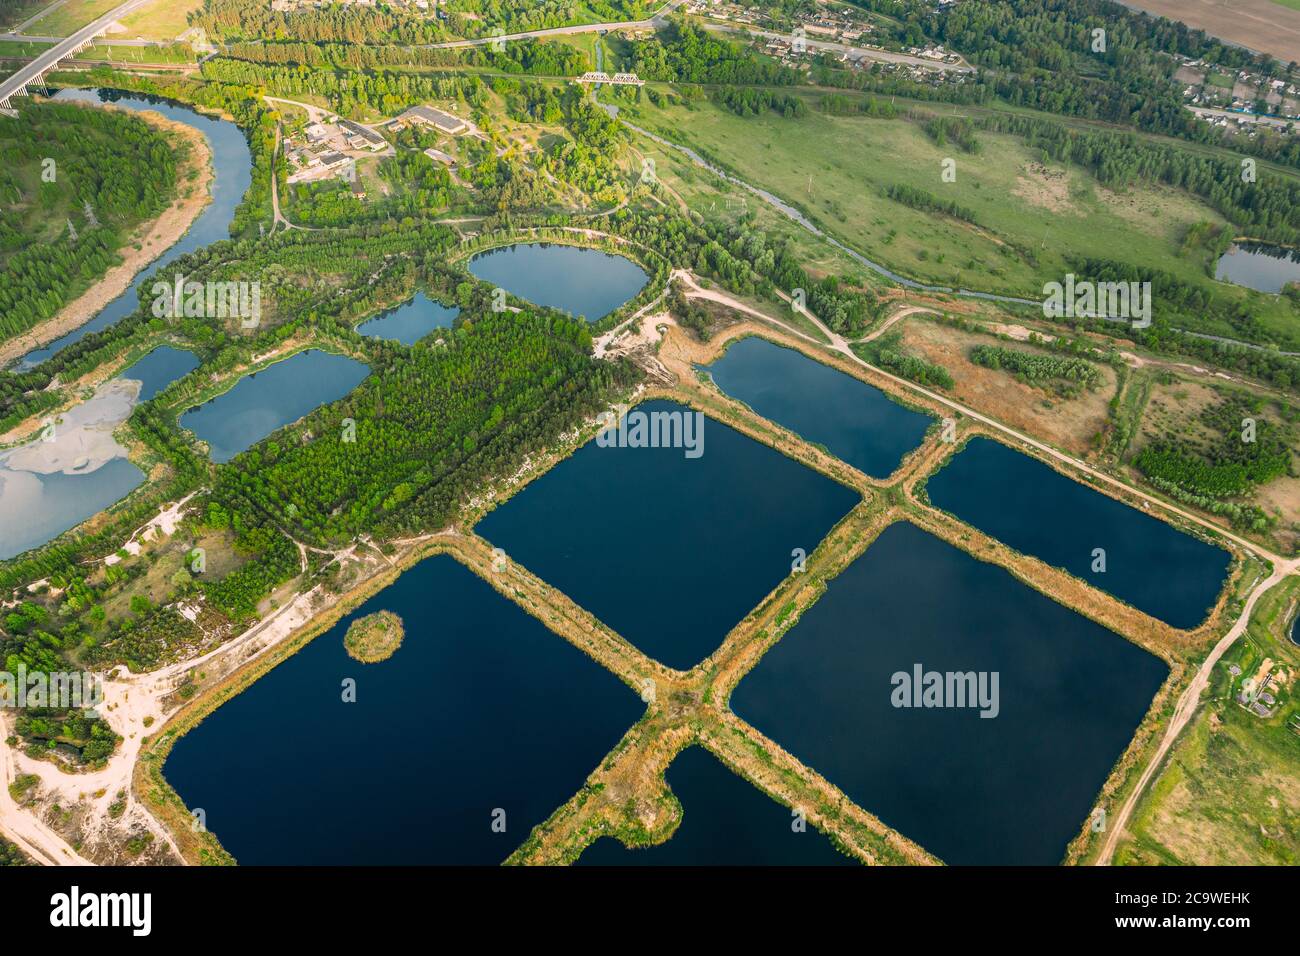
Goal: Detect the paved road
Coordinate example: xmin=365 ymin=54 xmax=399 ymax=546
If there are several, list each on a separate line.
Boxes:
xmin=0 ymin=0 xmax=153 ymax=107
xmin=1188 ymin=104 xmax=1297 ymax=133
xmin=702 ymin=21 xmax=975 ymax=74
xmin=3 ymin=33 xmax=157 ymax=46
xmin=7 ymin=0 xmax=68 ymax=35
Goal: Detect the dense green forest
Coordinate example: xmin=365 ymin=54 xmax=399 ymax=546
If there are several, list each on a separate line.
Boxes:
xmin=0 ymin=103 xmax=178 ymax=343
xmin=192 ymin=0 xmax=646 ymax=43
xmin=13 ymin=708 xmax=120 ymax=769
xmin=632 ymin=20 xmax=799 ymax=86
xmin=884 ymin=183 xmax=981 ymax=226
xmin=74 ymin=67 xmax=279 ymax=239
xmin=0 ymin=836 xmax=28 ymax=866
xmin=222 ymin=36 xmax=588 ymax=76
xmin=211 ymin=309 xmax=636 ymax=547
xmin=938 ymin=0 xmax=1300 ymax=169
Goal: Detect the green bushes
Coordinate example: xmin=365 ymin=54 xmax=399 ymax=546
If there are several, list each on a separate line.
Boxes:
xmin=854 ymin=331 xmax=954 ymax=389
xmin=970 ymin=344 xmax=1101 ymax=396
xmin=883 ymin=183 xmax=980 ymax=226
xmin=1134 ymin=394 xmax=1293 ymax=504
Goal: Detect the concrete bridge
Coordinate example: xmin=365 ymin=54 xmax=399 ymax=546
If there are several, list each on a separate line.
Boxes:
xmin=0 ymin=0 xmax=153 ymax=116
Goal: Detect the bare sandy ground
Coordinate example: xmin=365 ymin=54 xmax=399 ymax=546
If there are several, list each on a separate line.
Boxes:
xmin=0 ymin=105 xmax=215 ymax=367
xmin=103 ymin=490 xmax=200 ymax=565
xmin=1114 ymin=0 xmax=1300 ymax=64
xmin=1 ymin=377 xmax=138 ymax=474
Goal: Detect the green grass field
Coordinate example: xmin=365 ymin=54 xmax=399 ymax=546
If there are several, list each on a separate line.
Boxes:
xmin=634 ymin=127 xmax=888 ymax=290
xmin=31 ymin=0 xmax=121 ymax=36
xmin=622 ymin=96 xmax=1226 ymax=294
xmin=0 ymin=36 xmax=196 ymax=63
xmin=7 ymin=0 xmax=201 ymax=40
xmin=117 ymin=0 xmax=205 ymax=42
xmin=1117 ymin=576 xmax=1300 ymax=865
xmin=616 ymin=92 xmax=1300 ymax=344
xmin=0 ymin=38 xmax=52 ymax=56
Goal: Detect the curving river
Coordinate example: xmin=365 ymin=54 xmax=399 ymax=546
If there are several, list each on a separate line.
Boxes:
xmin=0 ymin=89 xmax=250 ymax=560
xmin=17 ymin=88 xmax=253 ymax=369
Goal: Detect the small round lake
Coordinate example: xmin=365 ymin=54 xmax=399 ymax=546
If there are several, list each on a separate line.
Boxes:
xmin=163 ymin=554 xmax=642 ymax=864
xmin=355 ymin=293 xmax=459 ymax=345
xmin=467 ymin=243 xmax=648 ymax=321
xmin=578 ymin=745 xmax=854 ymax=865
xmin=1216 ymin=243 xmax=1300 ymax=294
xmin=701 ymin=336 xmax=932 ymax=478
xmin=180 ymin=350 xmax=369 ymax=463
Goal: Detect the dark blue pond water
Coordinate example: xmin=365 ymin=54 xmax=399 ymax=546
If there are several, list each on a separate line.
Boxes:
xmin=701 ymin=336 xmax=932 ymax=478
xmin=926 ymin=437 xmax=1230 ymax=629
xmin=118 ymin=346 xmax=199 ymax=401
xmin=579 ymin=745 xmax=854 ymax=865
xmin=731 ymin=520 xmax=1169 ymax=865
xmin=180 ymin=350 xmax=368 ymax=463
xmin=356 ymin=293 xmax=459 ymax=345
xmin=164 ymin=554 xmax=642 ymax=864
xmin=19 ymin=89 xmax=253 ymax=368
xmin=476 ymin=399 xmax=860 ymax=669
xmin=0 ymin=457 xmax=144 ymax=560
xmin=467 ymin=243 xmax=648 ymax=321
xmin=1216 ymin=243 xmax=1300 ymax=294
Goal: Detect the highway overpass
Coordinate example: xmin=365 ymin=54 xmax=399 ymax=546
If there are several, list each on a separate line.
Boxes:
xmin=0 ymin=0 xmax=153 ymax=115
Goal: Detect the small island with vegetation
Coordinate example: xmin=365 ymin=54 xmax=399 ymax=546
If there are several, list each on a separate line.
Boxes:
xmin=343 ymin=611 xmax=405 ymax=664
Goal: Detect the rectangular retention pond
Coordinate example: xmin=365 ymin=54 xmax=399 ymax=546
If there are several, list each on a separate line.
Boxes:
xmin=700 ymin=336 xmax=932 ymax=478
xmin=925 ymin=437 xmax=1231 ymax=629
xmin=475 ymin=399 xmax=860 ymax=670
xmin=731 ymin=520 xmax=1169 ymax=865
xmin=164 ymin=554 xmax=642 ymax=864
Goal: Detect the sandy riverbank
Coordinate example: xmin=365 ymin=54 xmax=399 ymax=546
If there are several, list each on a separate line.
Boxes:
xmin=0 ymin=104 xmax=215 ymax=368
